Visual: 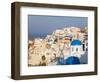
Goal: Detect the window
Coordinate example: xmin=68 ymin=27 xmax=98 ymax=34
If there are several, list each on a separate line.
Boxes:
xmin=76 ymin=48 xmax=78 ymax=51
xmin=86 ymin=48 xmax=88 ymax=51
xmin=72 ymin=47 xmax=74 ymax=51
xmin=86 ymin=43 xmax=88 ymax=46
xmin=83 ymin=44 xmax=85 ymax=51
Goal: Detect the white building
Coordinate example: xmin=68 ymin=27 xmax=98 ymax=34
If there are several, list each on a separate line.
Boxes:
xmin=70 ymin=39 xmax=84 ymax=58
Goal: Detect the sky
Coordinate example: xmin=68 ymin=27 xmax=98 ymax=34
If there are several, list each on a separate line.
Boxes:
xmin=28 ymin=15 xmax=87 ymax=39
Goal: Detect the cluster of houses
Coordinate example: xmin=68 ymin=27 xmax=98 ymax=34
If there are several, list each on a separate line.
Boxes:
xmin=28 ymin=27 xmax=88 ymax=66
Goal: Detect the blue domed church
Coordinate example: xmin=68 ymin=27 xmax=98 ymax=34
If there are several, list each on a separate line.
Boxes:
xmin=57 ymin=39 xmax=84 ymax=65
xmin=70 ymin=39 xmax=83 ymax=58
xmin=65 ymin=39 xmax=83 ymax=65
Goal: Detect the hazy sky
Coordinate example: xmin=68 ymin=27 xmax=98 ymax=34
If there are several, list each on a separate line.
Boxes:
xmin=28 ymin=15 xmax=87 ymax=39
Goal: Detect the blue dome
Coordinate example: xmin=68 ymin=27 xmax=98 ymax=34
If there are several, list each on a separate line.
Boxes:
xmin=66 ymin=56 xmax=80 ymax=65
xmin=71 ymin=40 xmax=82 ymax=45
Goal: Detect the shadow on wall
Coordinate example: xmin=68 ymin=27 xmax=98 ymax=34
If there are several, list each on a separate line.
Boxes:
xmin=80 ymin=51 xmax=88 ymax=64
